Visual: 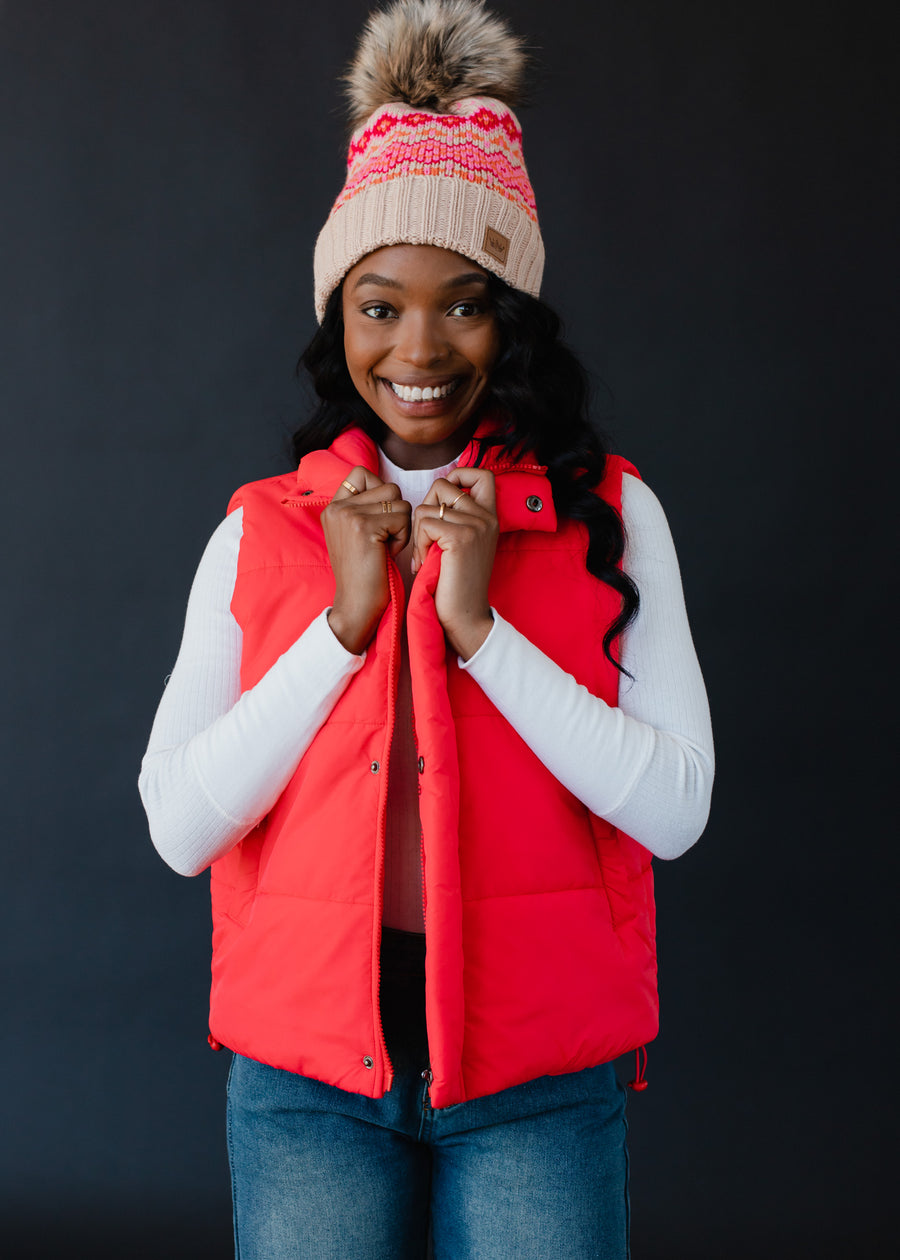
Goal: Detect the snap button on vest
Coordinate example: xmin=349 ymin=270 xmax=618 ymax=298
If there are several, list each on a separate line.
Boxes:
xmin=525 ymin=495 xmax=543 ymax=512
xmin=363 ymin=1056 xmax=374 ymax=1069
xmin=370 ymin=761 xmax=380 ymax=773
xmin=417 ymin=757 xmax=425 ymax=773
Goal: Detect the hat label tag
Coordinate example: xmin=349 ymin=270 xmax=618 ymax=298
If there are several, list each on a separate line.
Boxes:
xmin=483 ymin=225 xmax=510 ymax=265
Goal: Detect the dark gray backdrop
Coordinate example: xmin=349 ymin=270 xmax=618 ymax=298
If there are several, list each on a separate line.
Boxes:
xmin=2 ymin=1 xmax=895 ymax=1256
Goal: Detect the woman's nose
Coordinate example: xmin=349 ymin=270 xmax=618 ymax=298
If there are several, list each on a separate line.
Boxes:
xmin=395 ymin=314 xmax=447 ymax=366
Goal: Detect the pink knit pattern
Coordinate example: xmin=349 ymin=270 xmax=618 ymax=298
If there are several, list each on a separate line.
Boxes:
xmin=330 ymin=99 xmax=537 ymax=223
xmin=313 ymin=94 xmax=544 ymax=318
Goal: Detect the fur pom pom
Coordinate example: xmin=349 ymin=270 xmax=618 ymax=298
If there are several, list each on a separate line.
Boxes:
xmin=344 ymin=0 xmax=527 ymax=130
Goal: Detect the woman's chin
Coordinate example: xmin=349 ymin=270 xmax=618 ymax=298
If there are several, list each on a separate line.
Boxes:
xmin=374 ymin=384 xmax=482 ymax=468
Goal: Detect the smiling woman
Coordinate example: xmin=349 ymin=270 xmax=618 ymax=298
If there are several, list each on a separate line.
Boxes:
xmin=138 ymin=2 xmax=713 ymax=1257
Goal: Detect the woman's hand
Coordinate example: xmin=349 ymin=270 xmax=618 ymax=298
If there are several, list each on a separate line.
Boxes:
xmin=412 ymin=468 xmax=498 ymax=660
xmin=322 ymin=467 xmax=411 ymax=655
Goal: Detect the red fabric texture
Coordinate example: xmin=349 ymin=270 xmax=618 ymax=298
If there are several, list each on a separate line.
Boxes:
xmin=208 ymin=426 xmax=658 ymax=1107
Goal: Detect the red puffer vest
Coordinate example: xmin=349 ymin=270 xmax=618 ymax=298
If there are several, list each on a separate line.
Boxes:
xmin=208 ymin=426 xmax=658 ymax=1108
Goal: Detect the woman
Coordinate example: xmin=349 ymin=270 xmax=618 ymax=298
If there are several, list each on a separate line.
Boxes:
xmin=140 ymin=2 xmax=713 ymax=1256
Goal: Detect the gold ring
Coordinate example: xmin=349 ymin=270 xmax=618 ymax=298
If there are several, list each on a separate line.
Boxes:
xmin=341 ymin=479 xmax=359 ymax=495
xmin=381 ymin=499 xmax=392 ymax=513
xmin=438 ymin=502 xmax=446 ymax=520
xmin=449 ymin=490 xmax=467 ymax=508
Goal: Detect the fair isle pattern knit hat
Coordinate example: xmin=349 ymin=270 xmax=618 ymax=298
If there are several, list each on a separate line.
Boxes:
xmin=313 ymin=0 xmax=544 ymax=321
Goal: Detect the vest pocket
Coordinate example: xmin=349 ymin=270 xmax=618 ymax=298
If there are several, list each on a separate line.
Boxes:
xmin=210 ymin=829 xmax=264 ymax=928
xmin=591 ymin=820 xmax=639 ymax=933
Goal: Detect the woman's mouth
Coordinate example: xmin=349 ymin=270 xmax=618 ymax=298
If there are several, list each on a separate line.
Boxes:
xmin=387 ymin=379 xmax=460 ymax=403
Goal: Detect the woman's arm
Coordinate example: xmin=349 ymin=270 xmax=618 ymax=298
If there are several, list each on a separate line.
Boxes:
xmin=138 ymin=509 xmax=364 ymax=876
xmin=460 ymin=474 xmax=714 ymax=859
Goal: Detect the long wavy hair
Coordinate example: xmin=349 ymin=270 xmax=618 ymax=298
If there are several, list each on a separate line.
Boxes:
xmin=292 ymin=275 xmax=639 ymax=672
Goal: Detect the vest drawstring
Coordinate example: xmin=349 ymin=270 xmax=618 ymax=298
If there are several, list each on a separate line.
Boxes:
xmin=627 ymin=1045 xmax=648 ymax=1091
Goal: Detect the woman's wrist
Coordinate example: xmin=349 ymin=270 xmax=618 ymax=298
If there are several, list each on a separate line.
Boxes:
xmin=327 ymin=605 xmax=380 ymax=656
xmin=444 ymin=611 xmax=495 ymax=662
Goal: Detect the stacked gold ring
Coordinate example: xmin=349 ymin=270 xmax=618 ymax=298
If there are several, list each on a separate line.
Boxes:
xmin=438 ymin=490 xmax=467 ymax=520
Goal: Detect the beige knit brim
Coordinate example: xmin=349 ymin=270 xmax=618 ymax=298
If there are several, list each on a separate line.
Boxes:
xmin=313 ymin=174 xmax=544 ymax=322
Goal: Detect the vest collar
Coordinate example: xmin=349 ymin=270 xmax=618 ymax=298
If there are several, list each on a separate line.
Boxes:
xmin=293 ymin=423 xmax=557 ymax=535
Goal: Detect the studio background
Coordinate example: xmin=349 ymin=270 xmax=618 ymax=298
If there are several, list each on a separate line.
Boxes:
xmin=2 ymin=1 xmax=894 ymax=1256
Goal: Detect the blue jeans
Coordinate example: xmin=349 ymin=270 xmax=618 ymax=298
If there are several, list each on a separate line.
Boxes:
xmin=226 ymin=930 xmax=630 ymax=1259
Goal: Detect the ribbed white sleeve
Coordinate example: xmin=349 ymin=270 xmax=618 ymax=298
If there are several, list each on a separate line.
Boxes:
xmin=460 ymin=475 xmax=714 ymax=858
xmin=138 ymin=508 xmax=364 ymax=876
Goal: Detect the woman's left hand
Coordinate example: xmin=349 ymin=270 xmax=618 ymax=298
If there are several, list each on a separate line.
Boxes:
xmin=411 ymin=468 xmax=498 ymax=660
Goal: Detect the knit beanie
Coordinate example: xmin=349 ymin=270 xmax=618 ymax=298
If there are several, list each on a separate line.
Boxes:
xmin=313 ymin=0 xmax=544 ymax=321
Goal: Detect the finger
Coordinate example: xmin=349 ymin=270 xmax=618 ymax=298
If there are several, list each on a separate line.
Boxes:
xmin=353 ymin=479 xmax=403 ymax=505
xmin=411 ymin=496 xmax=486 ymax=573
xmin=368 ymin=494 xmax=411 ymax=547
xmin=420 ymin=476 xmax=455 ymax=508
xmin=346 ymin=497 xmax=411 ymax=556
xmin=411 ymin=513 xmax=445 ymax=572
xmin=386 ymin=515 xmax=412 ymax=558
xmin=411 ymin=508 xmax=486 ymax=571
xmin=420 ymin=469 xmax=495 ymax=513
xmin=419 ymin=479 xmax=479 ymax=515
xmin=413 ymin=472 xmax=493 ymax=568
xmin=331 ymin=466 xmax=385 ymax=501
xmin=443 ymin=467 xmax=497 ymax=512
xmin=420 ymin=479 xmax=472 ymax=512
xmin=411 ymin=485 xmax=450 ymax=572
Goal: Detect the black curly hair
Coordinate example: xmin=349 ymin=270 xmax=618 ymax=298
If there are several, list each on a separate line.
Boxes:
xmin=291 ymin=275 xmax=639 ymax=672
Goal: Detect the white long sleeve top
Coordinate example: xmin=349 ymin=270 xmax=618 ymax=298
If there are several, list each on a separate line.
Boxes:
xmin=139 ymin=462 xmax=714 ymax=887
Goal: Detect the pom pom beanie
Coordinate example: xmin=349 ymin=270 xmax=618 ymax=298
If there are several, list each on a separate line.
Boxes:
xmin=313 ymin=0 xmax=544 ymax=321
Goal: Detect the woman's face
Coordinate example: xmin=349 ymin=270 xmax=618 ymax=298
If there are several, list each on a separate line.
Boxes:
xmin=341 ymin=244 xmax=501 ymax=470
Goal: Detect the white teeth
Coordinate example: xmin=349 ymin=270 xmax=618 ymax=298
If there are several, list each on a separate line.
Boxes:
xmin=389 ymin=380 xmax=458 ymax=402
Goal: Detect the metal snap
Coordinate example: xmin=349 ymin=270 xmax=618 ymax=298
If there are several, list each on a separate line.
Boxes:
xmin=525 ymin=495 xmax=543 ymax=512
xmin=363 ymin=1056 xmax=374 ymax=1069
xmin=370 ymin=761 xmax=380 ymax=774
xmin=417 ymin=757 xmax=425 ymax=773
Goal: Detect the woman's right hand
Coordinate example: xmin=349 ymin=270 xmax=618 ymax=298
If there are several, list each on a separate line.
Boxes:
xmin=321 ymin=466 xmax=411 ymax=655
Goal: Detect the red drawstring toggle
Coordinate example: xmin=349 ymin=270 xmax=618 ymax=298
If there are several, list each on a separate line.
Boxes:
xmin=627 ymin=1045 xmax=648 ymax=1091
xmin=207 ymin=1033 xmax=223 ymax=1051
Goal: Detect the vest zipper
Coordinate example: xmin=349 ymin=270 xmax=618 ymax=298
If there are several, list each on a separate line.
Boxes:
xmin=412 ymin=720 xmax=428 ymax=928
xmin=413 ymin=721 xmax=431 ymax=1100
xmin=373 ymin=559 xmax=403 ymax=1093
xmin=405 ymin=558 xmax=432 ymax=1100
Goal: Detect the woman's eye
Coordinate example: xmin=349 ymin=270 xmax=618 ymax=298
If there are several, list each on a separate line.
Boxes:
xmin=448 ymin=301 xmax=483 ymax=318
xmin=361 ymin=304 xmax=395 ymax=320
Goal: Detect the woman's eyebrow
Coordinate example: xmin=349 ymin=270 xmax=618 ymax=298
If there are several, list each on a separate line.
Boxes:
xmin=352 ymin=273 xmax=403 ymax=290
xmin=351 ymin=272 xmax=489 ymax=291
xmin=442 ymin=273 xmax=489 ymax=289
